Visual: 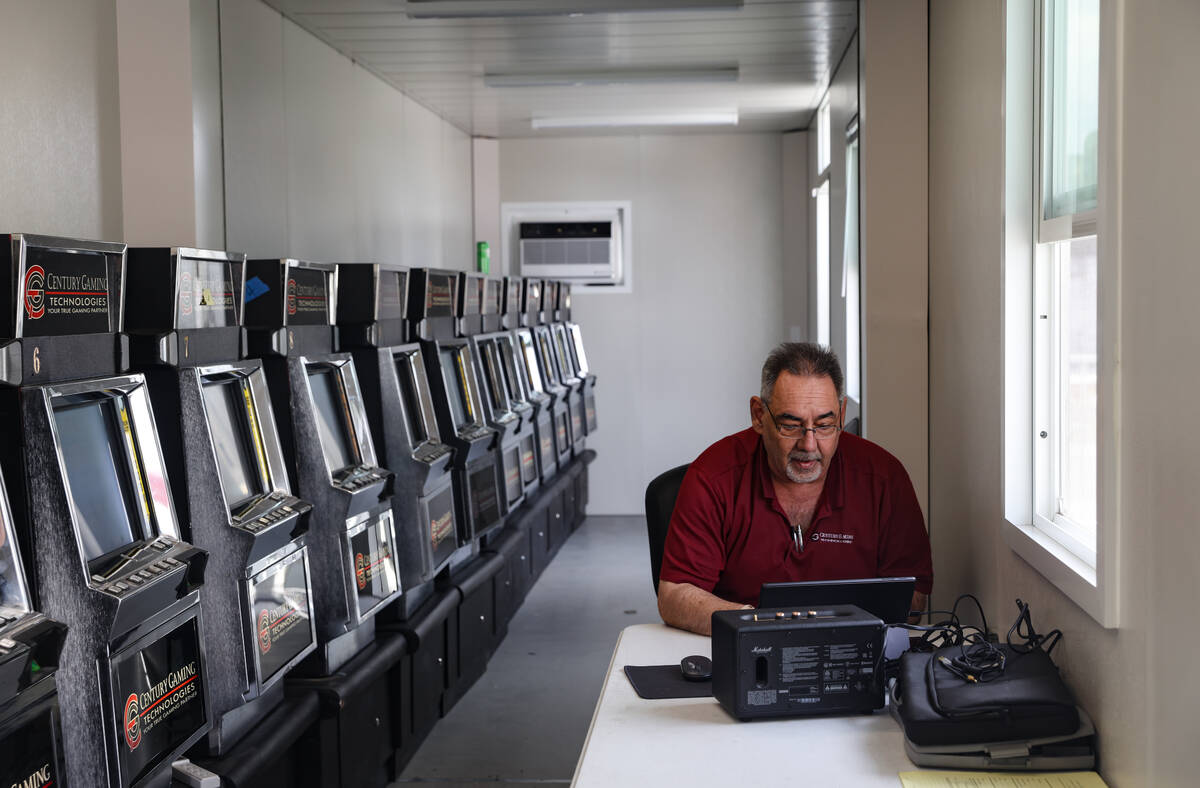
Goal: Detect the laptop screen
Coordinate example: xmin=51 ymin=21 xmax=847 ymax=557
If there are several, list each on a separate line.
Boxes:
xmin=757 ymin=577 xmax=916 ymax=624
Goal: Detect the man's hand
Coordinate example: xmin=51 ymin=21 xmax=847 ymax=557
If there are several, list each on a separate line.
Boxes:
xmin=908 ymin=590 xmax=929 ymax=624
xmin=658 ymin=580 xmax=750 ymax=636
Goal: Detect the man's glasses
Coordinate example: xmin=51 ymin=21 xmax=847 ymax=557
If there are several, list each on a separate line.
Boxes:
xmin=763 ymin=402 xmax=840 ymax=440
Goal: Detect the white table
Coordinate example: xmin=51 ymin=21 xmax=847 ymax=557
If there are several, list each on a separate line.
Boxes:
xmin=571 ymin=623 xmax=914 ymax=787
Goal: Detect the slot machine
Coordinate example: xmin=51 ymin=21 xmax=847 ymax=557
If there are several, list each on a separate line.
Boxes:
xmin=543 ymin=282 xmax=586 ymax=456
xmin=552 ymin=281 xmax=597 ymax=434
xmin=124 ymin=247 xmax=317 ymax=755
xmin=468 ymin=276 xmax=527 ymax=518
xmin=406 ymin=269 xmax=503 ymax=548
xmin=336 ymin=262 xmax=458 ymax=612
xmin=0 ymin=463 xmax=67 ymax=788
xmin=515 ymin=278 xmax=569 ymax=476
xmin=243 ymin=259 xmax=401 ymax=675
xmin=0 ymin=234 xmax=211 ymax=787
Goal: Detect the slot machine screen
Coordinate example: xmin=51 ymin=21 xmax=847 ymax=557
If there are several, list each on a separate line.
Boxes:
xmin=569 ymin=324 xmax=590 ymax=375
xmin=394 ymin=352 xmax=430 ymax=446
xmin=553 ymin=327 xmax=576 ymax=378
xmin=496 ymin=336 xmax=525 ymax=403
xmin=248 ymin=551 xmax=314 ymax=686
xmin=201 ymin=376 xmax=265 ymax=509
xmin=307 ymin=367 xmax=358 ymax=473
xmin=0 ymin=482 xmax=31 ymax=612
xmin=439 ymin=347 xmax=473 ymax=429
xmin=517 ymin=332 xmax=545 ymax=394
xmin=479 ymin=340 xmax=508 ymax=412
xmin=53 ymin=397 xmax=144 ymax=563
xmin=537 ymin=332 xmax=560 ymax=386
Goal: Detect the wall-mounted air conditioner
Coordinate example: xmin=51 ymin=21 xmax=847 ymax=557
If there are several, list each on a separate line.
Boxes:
xmin=501 ymin=201 xmax=632 ymax=293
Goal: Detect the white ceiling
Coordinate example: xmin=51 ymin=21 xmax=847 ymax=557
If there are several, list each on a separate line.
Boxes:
xmin=261 ymin=0 xmax=857 ymax=138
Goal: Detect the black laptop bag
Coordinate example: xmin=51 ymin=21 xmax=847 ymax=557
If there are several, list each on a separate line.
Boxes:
xmin=895 ymin=645 xmax=1081 ymax=746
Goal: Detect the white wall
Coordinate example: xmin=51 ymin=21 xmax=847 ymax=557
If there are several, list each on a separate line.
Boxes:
xmin=472 ymin=137 xmax=501 ymax=260
xmin=929 ymin=1 xmax=1200 ymax=785
xmin=781 ymin=131 xmax=809 ymax=343
xmin=0 ymin=0 xmax=123 ymax=240
xmin=219 ymin=0 xmax=474 ymax=267
xmin=115 ymin=0 xmax=198 ymax=247
xmin=191 ymin=0 xmax=226 ymax=249
xmin=860 ymin=0 xmax=929 ymax=516
xmin=501 ymin=134 xmax=786 ymax=515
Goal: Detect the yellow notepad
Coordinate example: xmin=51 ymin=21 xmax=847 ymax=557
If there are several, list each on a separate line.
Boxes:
xmin=899 ymin=771 xmax=1108 ymax=788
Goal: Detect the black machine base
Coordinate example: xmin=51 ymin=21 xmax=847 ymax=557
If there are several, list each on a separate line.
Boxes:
xmin=287 ymin=633 xmax=409 ymax=788
xmin=189 ymin=690 xmax=321 ymax=788
xmin=294 ymin=620 xmax=376 ymax=678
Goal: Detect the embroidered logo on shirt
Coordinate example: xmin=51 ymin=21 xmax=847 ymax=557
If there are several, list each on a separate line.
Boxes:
xmin=812 ymin=532 xmax=855 ymax=544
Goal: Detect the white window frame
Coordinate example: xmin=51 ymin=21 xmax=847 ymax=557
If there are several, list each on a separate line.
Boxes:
xmin=814 ymin=180 xmax=830 ymax=347
xmin=1002 ymin=0 xmax=1122 ymax=628
xmin=843 ymin=120 xmax=861 ymax=404
xmin=817 ymin=95 xmax=832 ymax=176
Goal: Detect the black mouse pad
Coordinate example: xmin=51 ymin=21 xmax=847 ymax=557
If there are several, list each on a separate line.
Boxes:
xmin=624 ymin=665 xmax=713 ymax=699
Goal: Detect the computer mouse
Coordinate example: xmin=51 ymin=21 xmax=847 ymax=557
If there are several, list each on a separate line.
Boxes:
xmin=680 ymin=655 xmax=713 ymax=681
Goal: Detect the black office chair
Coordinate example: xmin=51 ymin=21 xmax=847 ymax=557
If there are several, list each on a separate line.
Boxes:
xmin=644 ymin=463 xmax=690 ymax=595
xmin=843 ymin=416 xmax=861 ymax=436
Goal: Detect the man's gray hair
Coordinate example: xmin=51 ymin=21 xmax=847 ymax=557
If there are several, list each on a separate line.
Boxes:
xmin=760 ymin=342 xmax=845 ymax=403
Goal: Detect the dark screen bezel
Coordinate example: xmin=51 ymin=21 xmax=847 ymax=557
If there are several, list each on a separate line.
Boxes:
xmin=392 ymin=351 xmax=431 ymax=447
xmin=200 ymin=373 xmax=268 ymax=513
xmin=305 ymin=365 xmax=362 ymax=474
xmin=52 ymin=393 xmax=152 ymax=571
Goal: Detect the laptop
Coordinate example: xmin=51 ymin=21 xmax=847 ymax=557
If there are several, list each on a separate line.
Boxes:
xmin=757 ymin=577 xmax=916 ymax=624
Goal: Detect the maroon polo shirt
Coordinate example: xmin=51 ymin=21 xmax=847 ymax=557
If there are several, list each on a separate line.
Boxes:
xmin=659 ymin=428 xmax=932 ymax=606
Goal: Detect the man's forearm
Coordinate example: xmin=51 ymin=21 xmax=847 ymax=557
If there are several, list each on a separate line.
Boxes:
xmin=658 ymin=580 xmax=749 ymax=636
xmin=909 ymin=590 xmax=929 ymax=624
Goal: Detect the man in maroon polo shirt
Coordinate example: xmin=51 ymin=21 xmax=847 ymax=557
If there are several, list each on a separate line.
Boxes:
xmin=658 ymin=343 xmax=932 ymax=636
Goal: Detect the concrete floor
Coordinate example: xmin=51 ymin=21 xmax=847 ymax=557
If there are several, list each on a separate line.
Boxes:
xmin=392 ymin=514 xmax=660 ymax=788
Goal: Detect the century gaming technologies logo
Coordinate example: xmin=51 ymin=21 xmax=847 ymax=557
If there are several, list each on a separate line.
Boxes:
xmin=286 ymin=277 xmax=298 ymax=316
xmin=355 ymin=553 xmax=367 ymax=590
xmin=257 ymin=609 xmax=273 ymax=655
xmin=123 ymin=693 xmax=142 ymax=750
xmin=23 ymin=265 xmax=45 ymax=320
xmin=179 ymin=271 xmax=194 ymax=316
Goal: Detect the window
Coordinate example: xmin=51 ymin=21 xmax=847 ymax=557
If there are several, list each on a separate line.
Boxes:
xmin=812 ymin=92 xmax=832 ymax=348
xmin=1005 ymin=0 xmax=1118 ymax=627
xmin=814 ymin=180 xmax=830 ymax=347
xmin=1033 ymin=0 xmax=1100 ymax=565
xmin=816 ymin=96 xmax=831 ymax=175
xmin=843 ymin=124 xmax=861 ymax=403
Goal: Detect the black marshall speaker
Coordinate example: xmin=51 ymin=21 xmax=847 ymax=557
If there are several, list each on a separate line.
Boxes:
xmin=711 ymin=605 xmax=885 ymax=721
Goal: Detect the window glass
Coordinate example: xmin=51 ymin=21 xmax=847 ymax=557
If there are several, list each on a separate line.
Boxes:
xmin=817 ymin=96 xmax=831 ymax=174
xmin=1033 ymin=0 xmax=1099 ymax=563
xmin=843 ymin=136 xmax=861 ymax=402
xmin=1042 ymin=0 xmax=1099 ymax=221
xmin=815 ymin=181 xmax=830 ymax=347
xmin=1055 ymin=235 xmax=1097 ymax=530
